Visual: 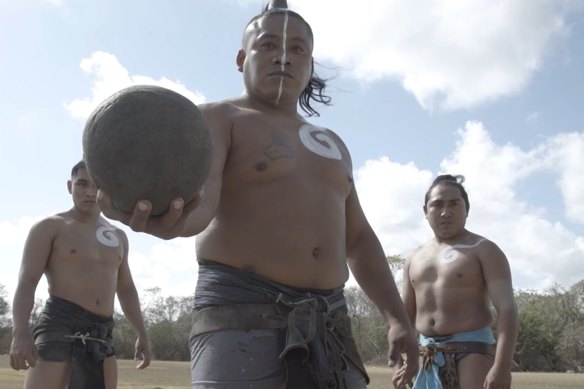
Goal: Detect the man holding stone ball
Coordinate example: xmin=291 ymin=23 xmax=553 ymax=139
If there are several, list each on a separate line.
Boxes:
xmin=95 ymin=1 xmax=418 ymax=388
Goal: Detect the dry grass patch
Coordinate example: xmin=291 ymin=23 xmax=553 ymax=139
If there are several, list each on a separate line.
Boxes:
xmin=366 ymin=365 xmax=584 ymax=389
xmin=2 ymin=356 xmax=583 ymax=388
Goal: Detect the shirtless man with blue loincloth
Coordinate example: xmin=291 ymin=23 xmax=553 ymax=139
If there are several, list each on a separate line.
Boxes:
xmin=10 ymin=161 xmax=150 ymax=389
xmin=393 ymin=175 xmax=518 ymax=389
xmin=97 ymin=1 xmax=419 ymax=388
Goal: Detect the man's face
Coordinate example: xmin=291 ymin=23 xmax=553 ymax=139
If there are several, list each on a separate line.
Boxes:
xmin=68 ymin=168 xmax=98 ymax=212
xmin=238 ymin=13 xmax=313 ymax=106
xmin=424 ymin=183 xmax=468 ymax=240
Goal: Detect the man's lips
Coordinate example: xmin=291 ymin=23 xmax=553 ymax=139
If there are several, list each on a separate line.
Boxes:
xmin=268 ymin=70 xmax=294 ymax=78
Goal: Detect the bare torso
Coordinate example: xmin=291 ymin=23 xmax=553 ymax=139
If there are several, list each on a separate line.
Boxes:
xmin=45 ymin=213 xmax=125 ymax=317
xmin=407 ymin=231 xmax=493 ymax=336
xmin=196 ymin=100 xmax=353 ymax=290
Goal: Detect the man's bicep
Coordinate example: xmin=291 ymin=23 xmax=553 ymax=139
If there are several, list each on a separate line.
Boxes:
xmin=481 ymin=244 xmax=515 ymax=308
xmin=181 ymin=153 xmax=225 ymax=236
xmin=402 ymin=261 xmax=417 ymax=323
xmin=116 ymin=232 xmax=134 ymax=291
xmin=18 ymin=220 xmax=56 ymax=283
xmin=344 ymin=187 xmax=369 ymax=256
xmin=181 ymin=105 xmax=231 ymax=235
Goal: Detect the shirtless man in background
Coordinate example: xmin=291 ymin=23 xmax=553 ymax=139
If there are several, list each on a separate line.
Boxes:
xmin=99 ymin=1 xmax=418 ymax=388
xmin=395 ymin=175 xmax=518 ymax=389
xmin=10 ymin=161 xmax=150 ymax=389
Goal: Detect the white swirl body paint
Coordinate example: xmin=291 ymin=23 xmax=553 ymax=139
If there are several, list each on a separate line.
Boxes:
xmin=438 ymin=238 xmax=486 ymax=264
xmin=96 ymin=223 xmax=120 ymax=248
xmin=298 ymin=124 xmax=342 ymax=160
xmin=438 ymin=247 xmax=459 ymax=264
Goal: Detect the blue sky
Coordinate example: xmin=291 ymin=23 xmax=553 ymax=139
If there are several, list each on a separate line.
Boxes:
xmin=1 ymin=0 xmax=584 ymax=305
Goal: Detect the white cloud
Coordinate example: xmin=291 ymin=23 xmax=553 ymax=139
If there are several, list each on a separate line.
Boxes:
xmin=289 ymin=0 xmax=582 ymax=110
xmin=542 ymin=132 xmax=584 ymax=224
xmin=41 ymin=0 xmax=64 ymax=6
xmin=65 ymin=51 xmax=206 ymax=119
xmin=526 ymin=111 xmax=540 ymax=126
xmin=355 ymin=121 xmax=584 ymax=291
xmin=439 ymin=122 xmax=584 ymax=289
xmin=127 ymin=236 xmax=198 ymax=299
xmin=355 ymin=158 xmax=433 ymax=256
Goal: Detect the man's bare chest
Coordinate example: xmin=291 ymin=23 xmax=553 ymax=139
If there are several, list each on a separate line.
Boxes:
xmin=51 ymin=224 xmax=123 ymax=266
xmin=226 ymin=122 xmax=351 ymax=189
xmin=411 ymin=246 xmax=485 ymax=287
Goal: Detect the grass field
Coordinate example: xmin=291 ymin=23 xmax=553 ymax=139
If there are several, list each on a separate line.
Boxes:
xmin=1 ymin=355 xmax=583 ymax=388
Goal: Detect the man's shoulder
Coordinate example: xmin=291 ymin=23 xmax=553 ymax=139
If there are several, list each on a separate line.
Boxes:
xmin=462 ymin=232 xmax=497 ymax=250
xmin=200 ymin=99 xmax=245 ymax=116
xmin=36 ymin=213 xmax=68 ymax=228
xmin=98 ymin=217 xmax=127 ymax=237
xmin=26 ymin=213 xmax=68 ymax=240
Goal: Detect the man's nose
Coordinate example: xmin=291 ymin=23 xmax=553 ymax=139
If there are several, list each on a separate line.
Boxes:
xmin=273 ymin=51 xmax=291 ymax=65
xmin=86 ymin=186 xmax=98 ymax=197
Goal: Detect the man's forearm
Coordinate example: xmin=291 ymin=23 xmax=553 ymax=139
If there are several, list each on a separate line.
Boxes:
xmin=493 ymin=306 xmax=518 ymax=370
xmin=12 ymin=287 xmax=35 ymax=335
xmin=118 ymin=290 xmax=148 ymax=337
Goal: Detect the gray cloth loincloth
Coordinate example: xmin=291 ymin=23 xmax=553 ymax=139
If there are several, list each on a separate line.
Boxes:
xmin=33 ymin=296 xmax=115 ymax=389
xmin=190 ymin=259 xmax=369 ymax=389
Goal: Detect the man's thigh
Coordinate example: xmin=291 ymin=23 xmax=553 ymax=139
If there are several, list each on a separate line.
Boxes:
xmin=457 ymin=353 xmax=493 ymax=389
xmin=103 ymin=355 xmax=118 ymax=389
xmin=190 ymin=329 xmax=286 ymax=389
xmin=190 ymin=328 xmax=368 ymax=389
xmin=24 ymin=359 xmax=72 ymax=389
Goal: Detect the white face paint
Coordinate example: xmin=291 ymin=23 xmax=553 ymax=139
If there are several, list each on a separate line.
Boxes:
xmin=274 ymin=12 xmax=288 ymax=106
xmin=96 ymin=223 xmax=120 ymax=248
xmin=298 ymin=124 xmax=342 ymax=160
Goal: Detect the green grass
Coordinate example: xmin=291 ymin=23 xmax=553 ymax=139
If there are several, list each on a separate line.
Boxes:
xmin=1 ymin=355 xmax=583 ymax=388
xmin=366 ymin=365 xmax=584 ymax=389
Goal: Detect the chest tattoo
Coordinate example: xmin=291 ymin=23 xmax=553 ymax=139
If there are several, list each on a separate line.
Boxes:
xmin=264 ymin=135 xmax=294 ymax=159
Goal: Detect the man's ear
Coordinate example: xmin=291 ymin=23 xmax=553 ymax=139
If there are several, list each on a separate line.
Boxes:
xmin=423 ymin=205 xmax=428 ymax=217
xmin=236 ymin=49 xmax=245 ymax=72
xmin=67 ymin=180 xmax=73 ymax=194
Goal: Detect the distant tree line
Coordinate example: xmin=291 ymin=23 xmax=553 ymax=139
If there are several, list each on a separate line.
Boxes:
xmin=0 ymin=259 xmax=582 ymax=372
